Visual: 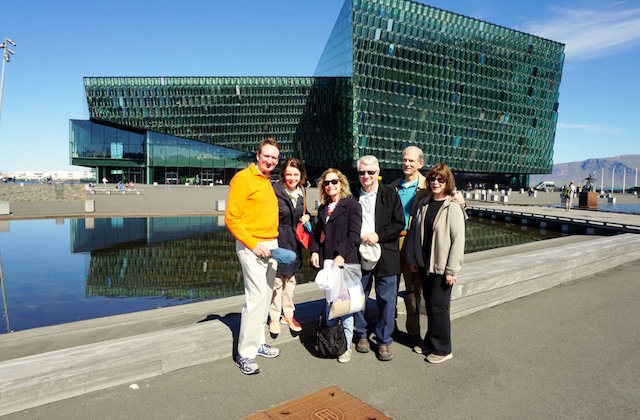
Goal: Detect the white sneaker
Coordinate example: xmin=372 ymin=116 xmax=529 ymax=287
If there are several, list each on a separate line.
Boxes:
xmin=257 ymin=343 xmax=280 ymax=358
xmin=337 ymin=348 xmax=352 ymax=363
xmin=235 ymin=355 xmax=260 ymax=375
xmin=426 ymin=353 xmax=453 ymax=364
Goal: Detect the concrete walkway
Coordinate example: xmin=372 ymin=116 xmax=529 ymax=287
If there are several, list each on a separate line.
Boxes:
xmin=468 ymin=203 xmax=640 ymax=233
xmin=4 ymin=259 xmax=639 ymax=419
xmin=2 ymin=184 xmax=639 ymax=220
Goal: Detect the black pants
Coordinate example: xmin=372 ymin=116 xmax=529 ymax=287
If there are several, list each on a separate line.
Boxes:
xmin=421 ymin=272 xmax=452 ymax=355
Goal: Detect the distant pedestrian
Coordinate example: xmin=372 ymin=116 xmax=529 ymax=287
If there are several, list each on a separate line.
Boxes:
xmin=102 ymin=177 xmax=108 ymax=187
xmin=565 ymin=181 xmax=576 ymax=212
xmin=195 ymin=174 xmax=200 ymax=188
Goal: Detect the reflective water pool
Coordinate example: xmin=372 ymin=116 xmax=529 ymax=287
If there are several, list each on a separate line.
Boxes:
xmin=0 ymin=216 xmax=562 ymax=334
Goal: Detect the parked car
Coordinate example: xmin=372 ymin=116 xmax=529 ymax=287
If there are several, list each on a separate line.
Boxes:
xmin=532 ymin=181 xmax=555 ymax=192
xmin=625 ymin=186 xmax=640 ymax=194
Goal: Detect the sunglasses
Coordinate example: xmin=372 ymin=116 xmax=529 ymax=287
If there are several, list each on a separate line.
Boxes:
xmin=358 ymin=170 xmax=377 ymax=176
xmin=323 ymin=179 xmax=340 ymax=186
xmin=430 ymin=177 xmax=447 ymax=184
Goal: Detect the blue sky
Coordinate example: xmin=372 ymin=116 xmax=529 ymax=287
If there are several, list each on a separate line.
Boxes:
xmin=0 ymin=0 xmax=638 ymax=173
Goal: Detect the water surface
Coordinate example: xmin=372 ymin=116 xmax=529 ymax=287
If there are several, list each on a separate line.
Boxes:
xmin=0 ymin=216 xmax=561 ymax=334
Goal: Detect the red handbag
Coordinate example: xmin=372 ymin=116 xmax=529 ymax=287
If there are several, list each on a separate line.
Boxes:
xmin=295 ymin=222 xmax=311 ymax=249
xmin=294 ymin=188 xmax=312 ymax=249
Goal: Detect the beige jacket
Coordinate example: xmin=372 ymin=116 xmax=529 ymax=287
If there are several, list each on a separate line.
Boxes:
xmin=405 ymin=195 xmax=465 ymax=276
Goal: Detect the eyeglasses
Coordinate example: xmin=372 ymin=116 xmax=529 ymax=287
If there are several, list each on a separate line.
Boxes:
xmin=323 ymin=179 xmax=339 ymax=186
xmin=430 ymin=177 xmax=447 ymax=184
xmin=358 ymin=170 xmax=377 ymax=176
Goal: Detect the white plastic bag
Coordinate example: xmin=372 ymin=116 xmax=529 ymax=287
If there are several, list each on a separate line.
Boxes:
xmin=314 ymin=260 xmax=342 ymax=302
xmin=328 ymin=263 xmax=365 ymax=320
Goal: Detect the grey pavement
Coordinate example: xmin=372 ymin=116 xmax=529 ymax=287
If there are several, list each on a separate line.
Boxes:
xmin=3 ymin=184 xmax=639 ymax=220
xmin=5 ymin=259 xmax=640 ymax=419
xmin=2 ymin=185 xmax=233 ymax=219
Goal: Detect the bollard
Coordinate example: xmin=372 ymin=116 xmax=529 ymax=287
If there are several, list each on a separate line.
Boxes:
xmin=210 ymin=183 xmax=214 ymax=187
xmin=84 ymin=200 xmax=95 ymax=213
xmin=0 ymin=201 xmax=10 ymax=215
xmin=106 ymin=190 xmax=111 ymax=195
xmin=153 ymin=182 xmax=158 ymax=186
xmin=215 ymin=200 xmax=226 ymax=211
xmin=519 ymin=188 xmax=524 ymax=194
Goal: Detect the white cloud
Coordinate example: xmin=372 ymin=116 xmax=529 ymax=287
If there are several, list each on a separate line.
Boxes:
xmin=557 ymin=122 xmax=625 ymax=134
xmin=522 ymin=6 xmax=640 ymax=60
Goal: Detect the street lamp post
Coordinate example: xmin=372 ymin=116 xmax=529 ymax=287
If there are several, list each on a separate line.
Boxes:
xmin=0 ymin=37 xmax=17 ymax=122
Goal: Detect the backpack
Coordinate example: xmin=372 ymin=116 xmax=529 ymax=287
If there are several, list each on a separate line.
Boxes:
xmin=563 ymin=188 xmax=570 ymax=198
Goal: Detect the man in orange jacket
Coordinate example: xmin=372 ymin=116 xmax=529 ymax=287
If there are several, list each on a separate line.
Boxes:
xmin=226 ymin=138 xmax=281 ymax=375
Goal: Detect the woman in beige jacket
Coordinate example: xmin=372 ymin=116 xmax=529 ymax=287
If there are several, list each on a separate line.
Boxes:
xmin=406 ymin=163 xmax=465 ymax=364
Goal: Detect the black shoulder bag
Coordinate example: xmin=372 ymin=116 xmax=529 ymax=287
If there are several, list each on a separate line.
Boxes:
xmin=316 ymin=311 xmax=347 ymax=357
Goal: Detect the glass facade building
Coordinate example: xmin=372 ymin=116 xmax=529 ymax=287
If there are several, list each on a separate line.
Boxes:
xmin=70 ymin=119 xmax=254 ymax=184
xmin=70 ymin=0 xmax=564 ymax=187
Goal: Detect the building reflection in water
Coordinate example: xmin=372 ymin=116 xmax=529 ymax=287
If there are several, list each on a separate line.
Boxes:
xmin=71 ymin=217 xmax=315 ymax=301
xmin=464 ymin=217 xmax=561 ymax=253
xmin=70 ymin=216 xmax=560 ymax=301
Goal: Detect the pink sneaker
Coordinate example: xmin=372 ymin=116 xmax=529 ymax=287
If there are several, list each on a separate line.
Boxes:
xmin=280 ymin=316 xmax=302 ymax=332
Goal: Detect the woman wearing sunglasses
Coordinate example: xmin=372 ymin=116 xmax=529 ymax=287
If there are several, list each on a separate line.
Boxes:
xmin=405 ymin=163 xmax=466 ymax=364
xmin=310 ymin=168 xmax=362 ymax=363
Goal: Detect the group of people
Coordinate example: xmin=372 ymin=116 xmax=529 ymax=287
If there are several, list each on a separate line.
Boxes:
xmin=225 ymin=139 xmax=466 ymax=375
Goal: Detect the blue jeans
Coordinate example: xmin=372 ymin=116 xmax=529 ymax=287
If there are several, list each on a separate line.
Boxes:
xmin=353 ymin=268 xmax=397 ymax=345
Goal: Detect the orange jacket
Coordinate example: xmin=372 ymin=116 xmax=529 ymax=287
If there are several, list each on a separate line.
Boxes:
xmin=225 ymin=163 xmax=278 ymax=250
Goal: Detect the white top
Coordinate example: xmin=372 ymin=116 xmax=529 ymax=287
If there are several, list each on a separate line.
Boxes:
xmin=359 ymin=187 xmax=377 ymax=235
xmin=285 ymin=185 xmax=301 ymax=208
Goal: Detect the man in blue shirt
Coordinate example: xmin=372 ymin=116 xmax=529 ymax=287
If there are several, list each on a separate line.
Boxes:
xmin=388 ymin=146 xmax=428 ymax=347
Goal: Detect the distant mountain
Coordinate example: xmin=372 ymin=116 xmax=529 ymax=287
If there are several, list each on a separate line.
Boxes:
xmin=530 ymin=154 xmax=640 ymax=190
